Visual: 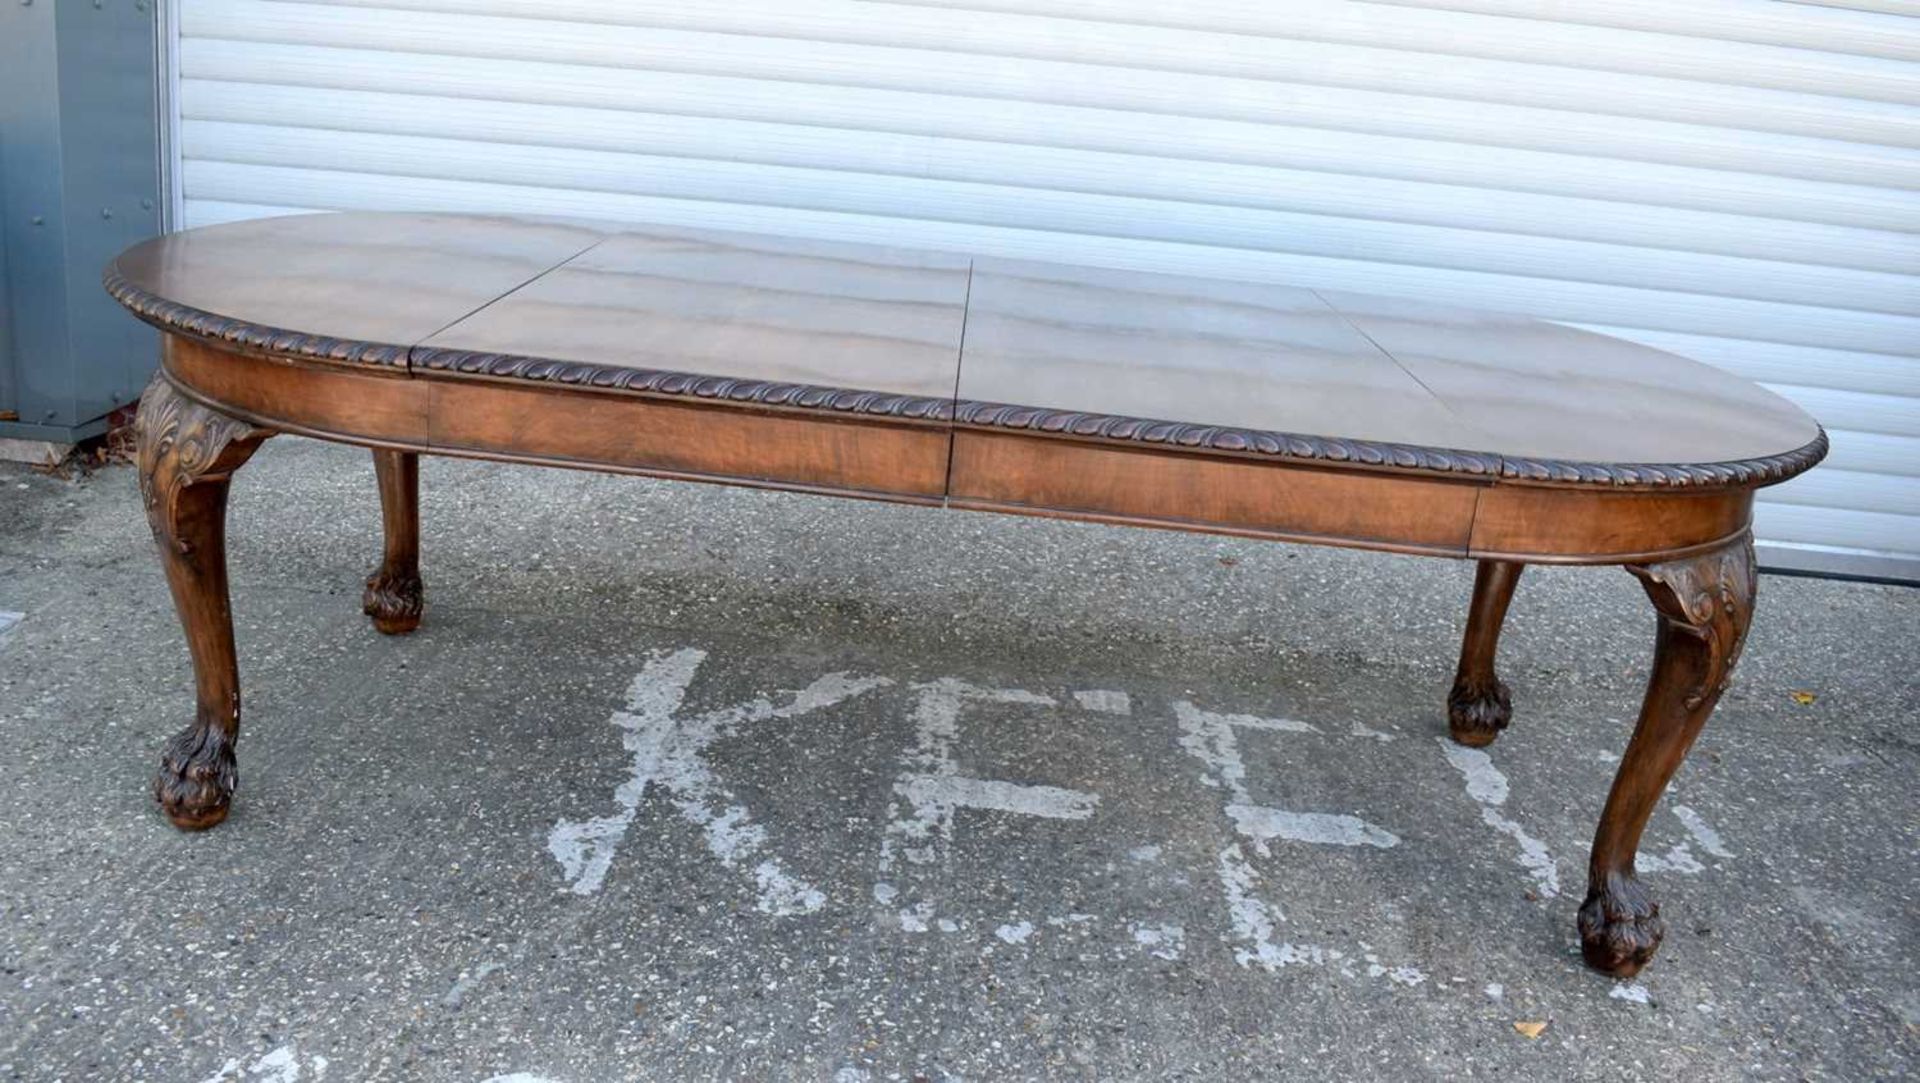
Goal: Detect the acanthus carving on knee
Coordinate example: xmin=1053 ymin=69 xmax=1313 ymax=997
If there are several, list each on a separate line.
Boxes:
xmin=1628 ymin=536 xmax=1757 ymax=713
xmin=135 ymin=374 xmax=272 ymax=546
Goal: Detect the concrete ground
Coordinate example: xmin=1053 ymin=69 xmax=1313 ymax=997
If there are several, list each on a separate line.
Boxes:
xmin=0 ymin=438 xmax=1914 ymax=1082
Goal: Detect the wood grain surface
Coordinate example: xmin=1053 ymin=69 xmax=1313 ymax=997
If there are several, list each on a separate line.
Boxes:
xmin=115 ymin=214 xmax=1827 ymax=979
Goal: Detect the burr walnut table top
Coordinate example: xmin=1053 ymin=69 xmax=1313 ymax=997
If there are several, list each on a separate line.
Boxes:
xmin=107 ymin=211 xmax=1823 ymax=495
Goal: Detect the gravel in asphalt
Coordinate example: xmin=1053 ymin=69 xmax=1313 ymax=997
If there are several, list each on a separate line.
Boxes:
xmin=1 ymin=439 xmax=1915 ymax=1081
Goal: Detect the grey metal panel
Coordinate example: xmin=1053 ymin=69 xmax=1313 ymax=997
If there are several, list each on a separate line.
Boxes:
xmin=0 ymin=133 xmax=12 ymax=419
xmin=0 ymin=415 xmax=112 ymax=444
xmin=0 ymin=0 xmax=160 ymax=436
xmin=55 ymin=0 xmax=166 ymax=422
xmin=0 ymin=0 xmax=74 ymax=430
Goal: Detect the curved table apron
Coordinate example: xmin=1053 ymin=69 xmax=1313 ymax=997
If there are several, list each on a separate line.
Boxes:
xmin=108 ymin=212 xmax=1826 ymax=979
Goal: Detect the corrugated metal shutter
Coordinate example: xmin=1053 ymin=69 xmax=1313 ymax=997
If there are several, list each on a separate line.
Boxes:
xmin=167 ymin=0 xmax=1920 ymax=579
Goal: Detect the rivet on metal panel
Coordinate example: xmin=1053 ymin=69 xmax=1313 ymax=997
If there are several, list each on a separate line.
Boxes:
xmin=30 ymin=215 xmax=44 ymax=225
xmin=141 ymin=198 xmax=154 ymax=210
xmin=101 ymin=208 xmax=113 ymax=220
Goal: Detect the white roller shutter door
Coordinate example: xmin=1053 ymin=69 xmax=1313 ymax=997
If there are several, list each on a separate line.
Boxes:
xmin=166 ymin=0 xmax=1920 ymax=579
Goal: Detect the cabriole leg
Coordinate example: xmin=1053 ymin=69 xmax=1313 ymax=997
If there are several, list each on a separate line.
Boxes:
xmin=363 ymin=449 xmax=423 ymax=635
xmin=136 ymin=376 xmax=273 ymax=830
xmin=1448 ymin=559 xmax=1524 ymax=747
xmin=1580 ymin=535 xmax=1756 ymax=976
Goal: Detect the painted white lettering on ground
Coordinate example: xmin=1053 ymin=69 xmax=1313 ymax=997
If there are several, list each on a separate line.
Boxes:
xmin=1363 ymin=947 xmax=1426 ymax=987
xmin=1176 ymin=701 xmax=1419 ymax=983
xmin=1174 ymin=702 xmax=1315 ymax=801
xmin=549 ymin=647 xmax=889 ymax=910
xmin=1073 ymin=689 xmax=1132 ymax=715
xmin=441 ymin=960 xmax=504 ymax=1009
xmin=1227 ymin=805 xmax=1400 ymax=853
xmin=1673 ymin=805 xmax=1733 ymax=858
xmin=1131 ymin=922 xmax=1186 ymax=960
xmin=196 ymin=1045 xmax=324 ymax=1083
xmin=1437 ymin=739 xmax=1560 ymax=899
xmin=881 ymin=679 xmax=1093 ymax=870
xmin=1610 ymin=981 xmax=1652 ymax=1004
xmin=1638 ymin=843 xmax=1704 ymax=874
xmin=879 ymin=679 xmax=1098 ymax=932
xmin=1639 ymin=802 xmax=1734 ymax=874
xmin=1216 ymin=844 xmax=1325 ymax=970
xmin=900 ymin=775 xmax=1097 ymax=820
xmin=1349 ymin=721 xmax=1396 ymax=742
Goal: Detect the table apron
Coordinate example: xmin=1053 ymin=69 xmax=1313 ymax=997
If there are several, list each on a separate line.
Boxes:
xmin=162 ymin=337 xmax=1757 ymax=565
xmin=163 ymin=335 xmax=951 ymax=503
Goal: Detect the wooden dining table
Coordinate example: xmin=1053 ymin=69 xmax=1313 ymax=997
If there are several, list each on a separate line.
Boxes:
xmin=106 ymin=211 xmax=1826 ymax=977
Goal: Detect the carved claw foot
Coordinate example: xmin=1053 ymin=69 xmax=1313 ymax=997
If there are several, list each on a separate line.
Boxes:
xmin=363 ymin=566 xmax=423 ymax=635
xmin=365 ymin=449 xmax=423 ymax=635
xmin=1448 ymin=560 xmax=1523 ymax=747
xmin=1577 ymin=873 xmax=1664 ymax=977
xmin=1447 ymin=674 xmax=1512 ymax=747
xmin=154 ymin=721 xmax=238 ymax=831
xmin=137 ymin=375 xmax=269 ymax=831
xmin=1574 ymin=535 xmax=1754 ymax=975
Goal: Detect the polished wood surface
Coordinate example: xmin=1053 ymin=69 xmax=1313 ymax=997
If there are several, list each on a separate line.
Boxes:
xmin=110 ymin=212 xmax=1833 ymax=979
xmin=112 ymin=212 xmax=605 ymax=358
xmin=429 ymin=380 xmax=953 ymax=499
xmin=165 ymin=335 xmax=952 ymax=502
xmin=1469 ymin=486 xmax=1753 ymax=563
xmin=949 ymin=430 xmax=1478 ymax=554
xmin=135 ymin=377 xmax=273 ymax=830
xmin=108 ymin=212 xmax=1825 ymax=487
xmin=1588 ymin=537 xmax=1757 ymax=977
xmin=1449 ymin=561 xmax=1524 ymax=748
xmin=954 ymin=259 xmax=1472 ymax=451
xmin=1318 ymin=290 xmax=1824 ymax=468
xmin=364 ymin=450 xmax=423 ymax=635
xmin=417 ymin=228 xmax=970 ymax=401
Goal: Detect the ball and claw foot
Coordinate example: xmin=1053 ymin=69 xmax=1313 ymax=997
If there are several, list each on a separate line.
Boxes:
xmin=363 ymin=567 xmax=423 ymax=635
xmin=1447 ymin=674 xmax=1512 ymax=747
xmin=154 ymin=724 xmax=237 ymax=831
xmin=1578 ymin=874 xmax=1665 ymax=978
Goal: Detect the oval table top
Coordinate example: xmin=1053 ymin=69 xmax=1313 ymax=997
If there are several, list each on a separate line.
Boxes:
xmin=107 ymin=211 xmax=1825 ymax=492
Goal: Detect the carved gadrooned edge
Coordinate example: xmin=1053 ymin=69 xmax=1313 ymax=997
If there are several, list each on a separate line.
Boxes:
xmin=410 ymin=346 xmax=958 ymax=421
xmin=104 ymin=266 xmax=410 ymax=368
xmin=1499 ymin=428 xmax=1829 ymax=490
xmin=950 ymin=399 xmax=1505 ymax=476
xmin=107 ymin=260 xmax=1830 ymax=489
xmin=951 ymin=401 xmax=1828 ymax=490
